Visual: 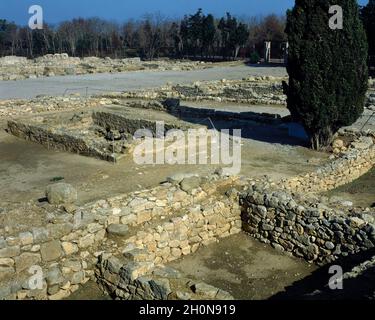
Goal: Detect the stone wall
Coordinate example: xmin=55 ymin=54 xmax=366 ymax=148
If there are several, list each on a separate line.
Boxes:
xmin=1 ymin=123 xmax=374 ymax=299
xmin=0 ymin=176 xmax=241 ymax=300
xmin=100 ymin=78 xmax=287 ymax=106
xmin=120 ymin=195 xmax=241 ymax=265
xmin=94 ymin=177 xmax=241 ymax=300
xmin=7 ymin=120 xmax=117 ymax=162
xmin=0 ymin=210 xmax=105 ymax=300
xmin=6 ymin=106 xmax=203 ymax=163
xmin=96 ymin=255 xmax=234 ymax=300
xmin=0 ymin=54 xmax=210 ymax=81
xmin=282 ymin=133 xmax=375 ymax=193
xmin=240 ymin=186 xmax=375 ymax=265
xmin=240 ymin=132 xmax=375 ymax=265
xmin=166 ymin=102 xmax=281 ymax=125
xmin=92 ymin=111 xmax=191 ymax=135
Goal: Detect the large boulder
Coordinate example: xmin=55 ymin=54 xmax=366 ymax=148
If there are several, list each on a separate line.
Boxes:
xmin=46 ymin=183 xmax=77 ymax=205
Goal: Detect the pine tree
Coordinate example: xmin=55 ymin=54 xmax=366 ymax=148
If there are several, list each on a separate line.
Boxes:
xmin=284 ymin=0 xmax=368 ymax=149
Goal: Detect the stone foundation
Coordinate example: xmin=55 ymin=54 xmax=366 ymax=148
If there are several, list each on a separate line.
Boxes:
xmin=0 ymin=54 xmax=210 ymax=81
xmin=0 ymin=176 xmax=240 ymax=300
xmin=283 ymin=132 xmax=374 ymax=193
xmin=240 ymin=131 xmax=375 ymax=265
xmin=6 ymin=102 xmax=201 ymax=163
xmin=96 ymin=256 xmax=233 ymax=300
xmin=240 ymin=187 xmax=375 ymax=265
xmin=0 ymin=129 xmax=374 ymax=300
xmin=7 ymin=120 xmax=118 ymax=162
xmin=101 ymin=78 xmax=287 ymax=106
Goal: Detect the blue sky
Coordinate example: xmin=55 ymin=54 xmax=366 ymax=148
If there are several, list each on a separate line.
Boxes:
xmin=0 ymin=0 xmax=369 ymax=25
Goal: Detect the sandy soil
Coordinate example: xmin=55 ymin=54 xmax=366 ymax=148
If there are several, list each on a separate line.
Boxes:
xmin=326 ymin=167 xmax=375 ymax=208
xmin=65 ymin=233 xmax=318 ymax=300
xmin=0 ymin=117 xmax=326 ymax=208
xmin=168 ymin=232 xmax=317 ymax=300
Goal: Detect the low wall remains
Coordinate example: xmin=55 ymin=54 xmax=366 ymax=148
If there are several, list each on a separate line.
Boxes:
xmin=1 ymin=129 xmax=374 ymax=300
xmin=241 ymin=131 xmax=375 ymax=265
xmin=92 ymin=111 xmax=189 ymax=135
xmin=7 ymin=120 xmax=117 ymax=162
xmin=164 ymin=100 xmax=281 ymax=125
xmin=0 ymin=176 xmax=240 ymax=300
xmin=240 ymin=187 xmax=375 ymax=265
xmin=96 ymin=255 xmax=234 ymax=300
xmin=0 ymin=54 xmax=208 ymax=81
xmin=283 ymin=133 xmax=375 ymax=193
xmin=100 ymin=78 xmax=287 ymax=106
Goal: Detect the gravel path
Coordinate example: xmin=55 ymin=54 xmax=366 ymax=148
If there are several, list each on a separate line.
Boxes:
xmin=0 ymin=64 xmax=287 ymax=100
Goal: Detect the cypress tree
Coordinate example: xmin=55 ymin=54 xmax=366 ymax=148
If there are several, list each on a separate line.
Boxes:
xmin=284 ymin=0 xmax=368 ymax=149
xmin=361 ymin=0 xmax=375 ymax=66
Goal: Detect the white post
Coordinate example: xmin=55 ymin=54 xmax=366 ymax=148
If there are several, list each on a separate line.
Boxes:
xmin=264 ymin=41 xmax=271 ymax=63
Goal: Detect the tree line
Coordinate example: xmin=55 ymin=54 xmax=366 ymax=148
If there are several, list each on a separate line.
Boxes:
xmin=0 ymin=3 xmax=372 ymax=65
xmin=0 ymin=9 xmax=286 ymax=60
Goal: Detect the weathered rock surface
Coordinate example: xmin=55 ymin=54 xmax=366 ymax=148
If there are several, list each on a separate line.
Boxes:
xmin=107 ymin=224 xmax=129 ymax=237
xmin=46 ymin=183 xmax=78 ymax=205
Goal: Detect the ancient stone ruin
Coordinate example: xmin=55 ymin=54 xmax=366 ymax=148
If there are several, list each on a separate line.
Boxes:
xmin=0 ymin=71 xmax=374 ymax=300
xmin=0 ymin=54 xmax=211 ymax=81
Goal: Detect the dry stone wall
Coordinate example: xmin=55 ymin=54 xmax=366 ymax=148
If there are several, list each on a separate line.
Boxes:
xmin=0 ymin=96 xmax=103 ymax=118
xmin=165 ymin=101 xmax=281 ymax=125
xmin=92 ymin=110 xmax=192 ymax=135
xmin=7 ymin=120 xmax=118 ymax=162
xmin=1 ymin=121 xmax=374 ymax=299
xmin=96 ymin=255 xmax=234 ymax=300
xmin=101 ymin=78 xmax=287 ymax=106
xmin=241 ymin=132 xmax=375 ymax=265
xmin=240 ymin=187 xmax=375 ymax=265
xmin=0 ymin=54 xmax=211 ymax=81
xmin=0 ymin=176 xmax=241 ymax=300
xmin=283 ymin=133 xmax=375 ymax=193
xmin=6 ymin=104 xmax=202 ymax=163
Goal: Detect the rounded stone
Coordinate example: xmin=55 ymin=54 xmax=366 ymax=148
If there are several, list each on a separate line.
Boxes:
xmin=325 ymin=241 xmax=335 ymax=250
xmin=46 ymin=183 xmax=77 ymax=205
xmin=180 ymin=176 xmax=201 ymax=192
xmin=107 ymin=224 xmax=129 ymax=237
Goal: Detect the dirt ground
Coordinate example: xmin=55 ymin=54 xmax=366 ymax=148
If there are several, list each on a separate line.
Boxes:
xmin=326 ymin=167 xmax=375 ymax=208
xmin=65 ymin=233 xmax=318 ymax=300
xmin=0 ymin=96 xmax=329 ymax=235
xmin=0 ymin=115 xmax=326 ymax=208
xmin=66 ymin=281 xmax=110 ymax=300
xmin=168 ymin=232 xmax=317 ymax=300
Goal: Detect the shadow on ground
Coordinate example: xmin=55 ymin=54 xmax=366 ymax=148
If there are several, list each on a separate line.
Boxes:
xmin=175 ymin=107 xmax=309 ymax=147
xmin=270 ymin=248 xmax=375 ymax=300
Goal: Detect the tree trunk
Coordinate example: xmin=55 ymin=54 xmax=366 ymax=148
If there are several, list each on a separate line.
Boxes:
xmin=310 ymin=126 xmax=334 ymax=150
